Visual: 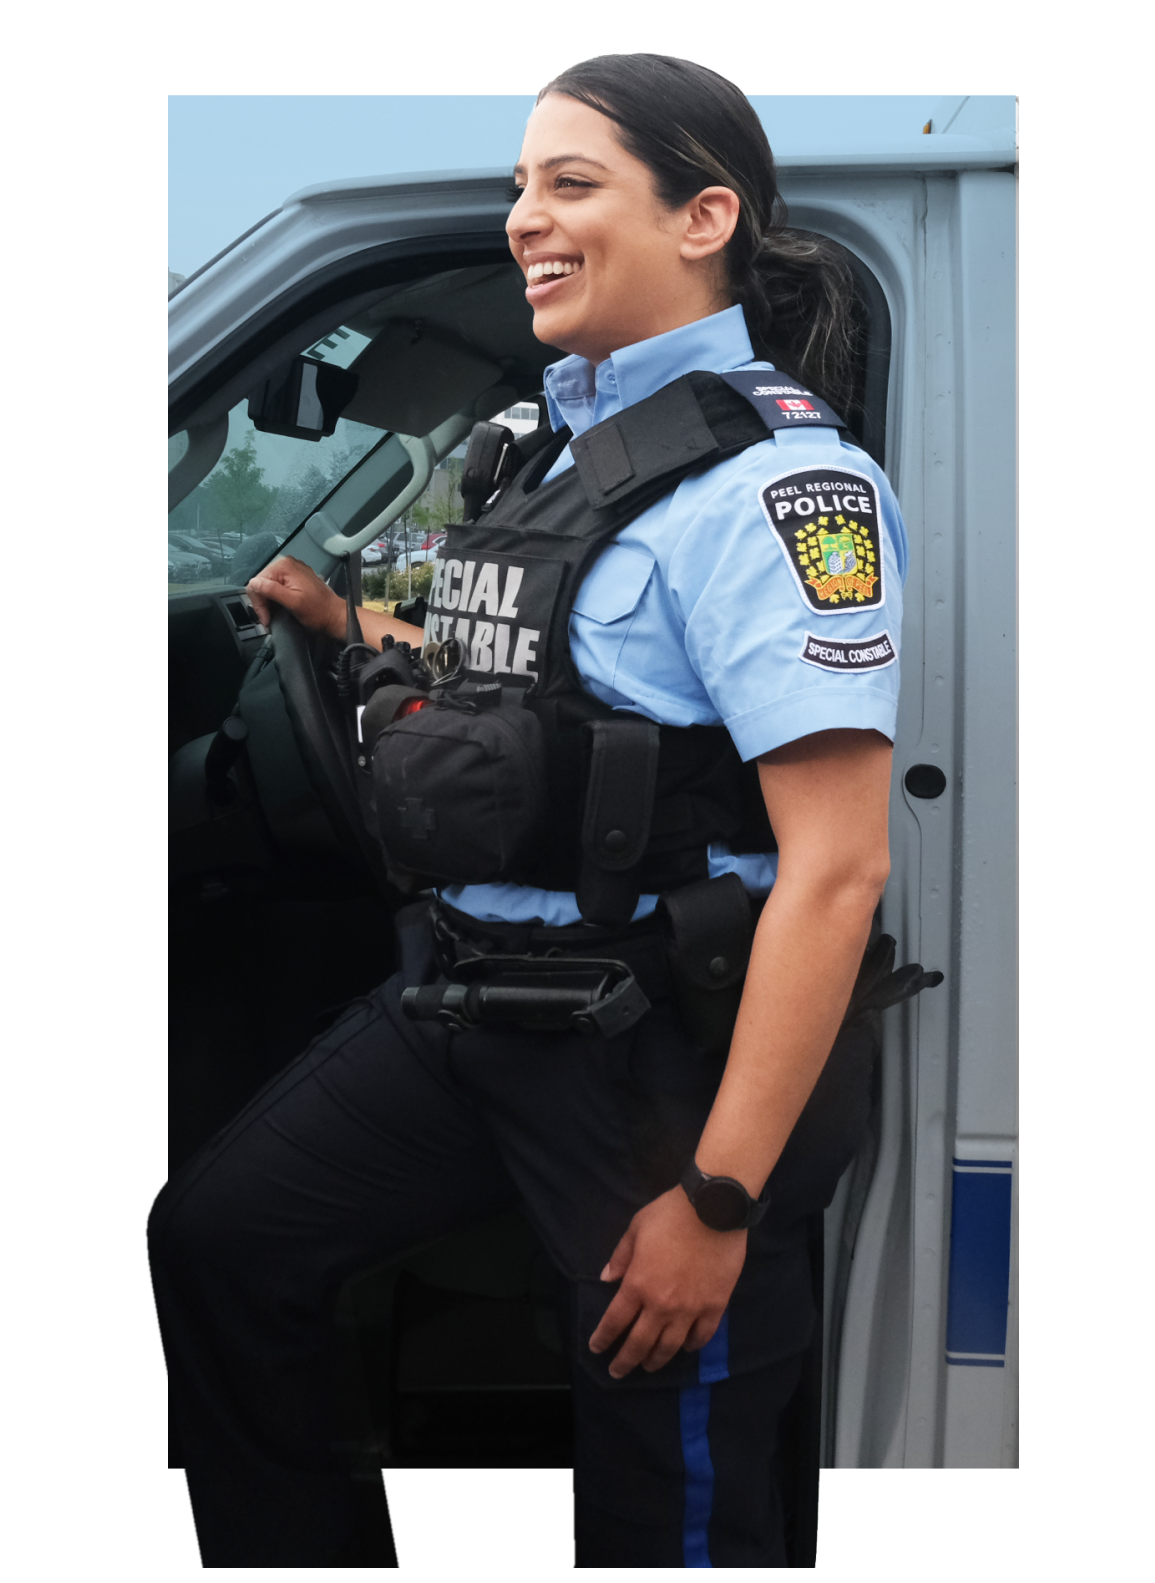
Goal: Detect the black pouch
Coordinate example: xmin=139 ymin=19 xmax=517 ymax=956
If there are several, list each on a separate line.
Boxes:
xmin=656 ymin=872 xmax=754 ymax=1058
xmin=371 ymin=695 xmax=548 ymax=882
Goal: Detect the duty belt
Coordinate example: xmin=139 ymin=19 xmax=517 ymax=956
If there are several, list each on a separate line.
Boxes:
xmin=395 ymin=898 xmax=668 ymax=1038
xmin=403 ymin=883 xmax=943 ymax=1048
xmin=402 ymin=882 xmax=756 ymax=1052
xmin=437 ymin=896 xmax=670 ymax=993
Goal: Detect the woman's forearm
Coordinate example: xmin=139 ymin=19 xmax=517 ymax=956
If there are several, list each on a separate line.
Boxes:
xmin=693 ymin=866 xmax=882 ymax=1196
xmin=341 ymin=602 xmax=426 ymax=651
xmin=248 ymin=556 xmax=426 ymax=651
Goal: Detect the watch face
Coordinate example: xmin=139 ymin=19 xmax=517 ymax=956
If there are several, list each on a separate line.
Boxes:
xmin=693 ymin=1178 xmax=748 ymax=1232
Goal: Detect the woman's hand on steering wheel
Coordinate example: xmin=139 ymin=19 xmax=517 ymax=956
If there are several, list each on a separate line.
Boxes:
xmin=248 ymin=556 xmax=345 ymax=639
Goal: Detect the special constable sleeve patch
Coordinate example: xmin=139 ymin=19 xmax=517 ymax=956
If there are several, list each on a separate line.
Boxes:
xmin=757 ymin=466 xmax=885 ymax=615
xmin=799 ymin=630 xmax=896 ymax=672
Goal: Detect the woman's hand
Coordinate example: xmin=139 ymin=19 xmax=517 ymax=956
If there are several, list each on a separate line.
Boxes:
xmin=588 ymin=1186 xmax=747 ymax=1379
xmin=247 ymin=556 xmax=345 ymax=639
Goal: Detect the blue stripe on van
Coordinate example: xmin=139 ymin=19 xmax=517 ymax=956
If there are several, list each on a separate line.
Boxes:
xmin=945 ymin=1166 xmax=1013 ymax=1358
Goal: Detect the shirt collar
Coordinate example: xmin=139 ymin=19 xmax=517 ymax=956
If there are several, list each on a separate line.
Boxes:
xmin=543 ymin=305 xmax=758 ymax=436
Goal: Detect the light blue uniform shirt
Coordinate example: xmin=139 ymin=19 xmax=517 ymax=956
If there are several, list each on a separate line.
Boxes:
xmin=442 ymin=305 xmax=908 ymax=927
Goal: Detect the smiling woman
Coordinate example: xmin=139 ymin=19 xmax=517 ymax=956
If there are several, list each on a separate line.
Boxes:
xmin=512 ymin=56 xmax=859 ymax=411
xmin=154 ymin=53 xmax=951 ymax=1570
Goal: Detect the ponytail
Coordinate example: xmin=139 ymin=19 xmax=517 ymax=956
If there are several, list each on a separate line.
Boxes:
xmin=737 ymin=228 xmax=861 ymax=419
xmin=538 ymin=54 xmax=862 ymax=416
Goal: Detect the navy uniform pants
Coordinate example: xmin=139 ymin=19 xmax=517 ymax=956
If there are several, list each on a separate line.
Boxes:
xmin=149 ymin=905 xmax=875 ymax=1567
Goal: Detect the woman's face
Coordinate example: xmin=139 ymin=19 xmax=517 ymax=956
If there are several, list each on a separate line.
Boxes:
xmin=507 ymin=93 xmax=728 ymax=365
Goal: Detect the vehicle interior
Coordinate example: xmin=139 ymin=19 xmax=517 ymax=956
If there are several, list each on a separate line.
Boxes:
xmin=169 ymin=228 xmax=891 ymax=1560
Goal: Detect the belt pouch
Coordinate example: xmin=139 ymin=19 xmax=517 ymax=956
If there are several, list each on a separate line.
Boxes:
xmin=576 ymin=717 xmax=661 ymax=928
xmin=656 ymin=872 xmax=754 ymax=1058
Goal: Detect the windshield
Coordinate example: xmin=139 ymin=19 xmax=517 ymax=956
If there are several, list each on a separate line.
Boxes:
xmin=168 ymin=366 xmax=384 ymax=595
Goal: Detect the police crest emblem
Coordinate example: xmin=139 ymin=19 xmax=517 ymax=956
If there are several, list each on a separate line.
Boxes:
xmin=819 ymin=531 xmax=857 ymax=576
xmin=757 ymin=466 xmax=885 ymax=615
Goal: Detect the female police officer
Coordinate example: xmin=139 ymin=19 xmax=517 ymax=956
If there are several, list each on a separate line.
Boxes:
xmin=151 ymin=55 xmax=909 ymax=1567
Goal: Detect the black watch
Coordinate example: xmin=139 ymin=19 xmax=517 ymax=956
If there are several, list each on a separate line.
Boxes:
xmin=680 ymin=1159 xmax=771 ymax=1232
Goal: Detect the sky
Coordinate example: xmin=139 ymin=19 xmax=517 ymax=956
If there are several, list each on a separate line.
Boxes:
xmin=168 ymin=94 xmax=1008 ymax=278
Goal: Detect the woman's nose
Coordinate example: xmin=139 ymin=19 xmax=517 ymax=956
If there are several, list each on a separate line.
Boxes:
xmin=507 ymin=187 xmax=548 ymax=243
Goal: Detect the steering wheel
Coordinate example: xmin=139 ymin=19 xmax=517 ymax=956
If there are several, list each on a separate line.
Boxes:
xmin=267 ymin=604 xmax=391 ymax=892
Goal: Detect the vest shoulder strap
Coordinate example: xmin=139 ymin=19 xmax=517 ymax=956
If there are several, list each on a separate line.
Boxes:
xmin=568 ymin=370 xmax=847 ymax=517
xmin=569 ymin=374 xmax=735 ymax=513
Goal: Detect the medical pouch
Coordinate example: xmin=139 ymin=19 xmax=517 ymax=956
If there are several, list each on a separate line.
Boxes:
xmin=371 ymin=696 xmax=548 ymax=882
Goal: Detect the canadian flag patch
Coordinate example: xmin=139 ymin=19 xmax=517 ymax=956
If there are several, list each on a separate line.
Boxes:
xmin=776 ymin=399 xmax=814 ymax=412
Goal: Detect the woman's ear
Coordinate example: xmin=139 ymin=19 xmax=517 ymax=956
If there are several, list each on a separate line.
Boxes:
xmin=680 ymin=186 xmax=741 ymax=261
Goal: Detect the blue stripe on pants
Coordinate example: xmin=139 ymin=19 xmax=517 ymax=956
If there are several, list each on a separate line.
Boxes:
xmin=680 ymin=1314 xmax=730 ymax=1566
xmin=680 ymin=1385 xmax=714 ymax=1567
xmin=697 ymin=1313 xmax=730 ymax=1385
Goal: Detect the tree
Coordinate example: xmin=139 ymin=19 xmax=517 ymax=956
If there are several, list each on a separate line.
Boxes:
xmin=410 ymin=457 xmax=464 ymax=540
xmin=201 ymin=433 xmax=279 ymax=538
xmin=267 ymin=460 xmax=331 ymax=541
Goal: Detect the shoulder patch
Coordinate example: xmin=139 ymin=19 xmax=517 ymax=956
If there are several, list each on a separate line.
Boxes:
xmin=718 ymin=368 xmax=846 ymax=429
xmin=799 ymin=630 xmax=896 ymax=673
xmin=758 ymin=466 xmax=884 ymax=615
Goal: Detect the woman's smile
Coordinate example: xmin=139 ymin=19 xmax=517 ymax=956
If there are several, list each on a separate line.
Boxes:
xmin=523 ymin=254 xmax=585 ymax=305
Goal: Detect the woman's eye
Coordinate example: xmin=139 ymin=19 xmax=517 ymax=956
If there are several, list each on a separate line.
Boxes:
xmin=505 ymin=176 xmax=593 ymax=202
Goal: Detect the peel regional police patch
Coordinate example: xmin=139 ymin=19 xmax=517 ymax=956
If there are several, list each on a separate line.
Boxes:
xmin=757 ymin=467 xmax=884 ymax=615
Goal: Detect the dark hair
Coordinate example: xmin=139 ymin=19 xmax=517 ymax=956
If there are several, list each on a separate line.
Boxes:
xmin=537 ymin=54 xmax=860 ymax=415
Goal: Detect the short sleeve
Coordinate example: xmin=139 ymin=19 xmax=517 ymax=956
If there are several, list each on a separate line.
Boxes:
xmin=668 ymin=431 xmax=908 ymax=760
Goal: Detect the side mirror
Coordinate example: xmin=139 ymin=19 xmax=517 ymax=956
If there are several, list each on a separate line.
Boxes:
xmin=248 ymin=356 xmax=359 ymax=442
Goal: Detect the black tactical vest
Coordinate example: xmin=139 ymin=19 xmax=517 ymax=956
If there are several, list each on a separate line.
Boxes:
xmin=374 ymin=368 xmax=846 ymax=926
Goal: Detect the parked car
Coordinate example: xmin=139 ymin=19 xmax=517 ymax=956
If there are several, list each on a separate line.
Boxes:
xmin=169 ymin=530 xmax=232 ymax=575
xmin=167 ymin=543 xmax=212 ymax=582
xmin=168 ymin=109 xmax=1016 ymax=1539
